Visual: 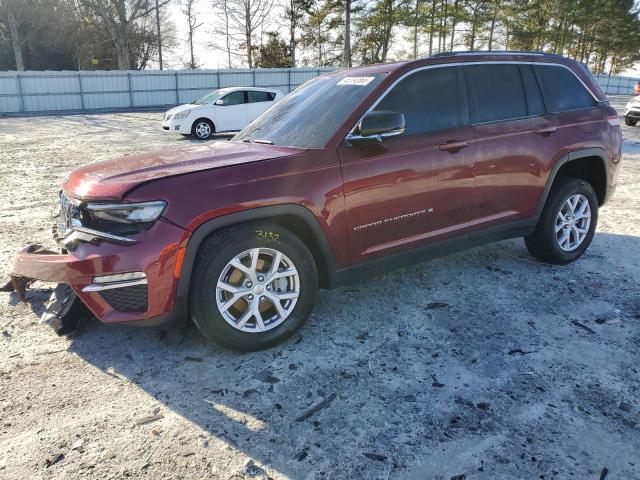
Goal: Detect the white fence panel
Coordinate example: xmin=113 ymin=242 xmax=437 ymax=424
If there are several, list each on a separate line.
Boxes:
xmin=2 ymin=67 xmax=635 ymax=115
xmin=0 ymin=68 xmax=338 ymax=114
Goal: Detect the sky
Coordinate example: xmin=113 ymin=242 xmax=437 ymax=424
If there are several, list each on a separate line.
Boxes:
xmin=163 ymin=3 xmax=640 ymax=77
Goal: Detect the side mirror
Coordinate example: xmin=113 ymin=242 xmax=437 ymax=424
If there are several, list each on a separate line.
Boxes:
xmin=347 ymin=111 xmax=405 ymax=144
xmin=214 ymin=99 xmax=224 ymax=106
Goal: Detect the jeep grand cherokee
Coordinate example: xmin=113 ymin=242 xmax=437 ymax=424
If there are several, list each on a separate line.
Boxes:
xmin=10 ymin=52 xmax=622 ymax=351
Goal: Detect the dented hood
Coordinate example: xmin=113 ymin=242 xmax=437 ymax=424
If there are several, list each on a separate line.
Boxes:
xmin=63 ymin=141 xmax=305 ymax=200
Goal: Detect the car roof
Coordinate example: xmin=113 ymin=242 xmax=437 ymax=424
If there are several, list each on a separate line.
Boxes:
xmin=218 ymin=86 xmax=281 ymax=93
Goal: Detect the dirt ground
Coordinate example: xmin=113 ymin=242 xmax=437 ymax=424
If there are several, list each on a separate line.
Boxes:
xmin=0 ymin=98 xmax=639 ymax=480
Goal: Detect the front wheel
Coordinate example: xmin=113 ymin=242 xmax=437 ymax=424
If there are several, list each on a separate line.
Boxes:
xmin=525 ymin=177 xmax=598 ymax=265
xmin=189 ymin=223 xmax=318 ymax=351
xmin=625 ymin=116 xmax=637 ymax=126
xmin=192 ymin=119 xmax=214 ymax=140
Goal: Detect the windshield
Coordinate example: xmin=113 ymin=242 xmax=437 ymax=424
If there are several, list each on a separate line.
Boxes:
xmin=234 ymin=73 xmax=386 ymax=148
xmin=194 ymin=90 xmax=226 ymax=105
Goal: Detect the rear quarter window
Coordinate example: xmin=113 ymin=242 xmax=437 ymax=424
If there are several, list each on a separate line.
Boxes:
xmin=534 ymin=64 xmax=597 ymax=112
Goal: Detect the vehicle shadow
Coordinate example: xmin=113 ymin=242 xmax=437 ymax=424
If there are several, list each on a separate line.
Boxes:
xmin=45 ymin=232 xmax=640 ymax=477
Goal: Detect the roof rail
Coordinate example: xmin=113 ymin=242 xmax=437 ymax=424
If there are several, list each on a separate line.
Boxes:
xmin=431 ymin=50 xmax=548 ymax=57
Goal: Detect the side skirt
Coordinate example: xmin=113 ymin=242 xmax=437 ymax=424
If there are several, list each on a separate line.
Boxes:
xmin=328 ymin=216 xmax=539 ymax=287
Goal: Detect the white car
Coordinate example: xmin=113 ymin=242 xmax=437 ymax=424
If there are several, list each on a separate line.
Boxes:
xmin=624 ymin=95 xmax=640 ymax=126
xmin=162 ymin=87 xmax=283 ymax=140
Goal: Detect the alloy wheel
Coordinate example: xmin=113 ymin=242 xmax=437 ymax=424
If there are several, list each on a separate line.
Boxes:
xmin=195 ymin=121 xmax=211 ymax=139
xmin=215 ymin=248 xmax=300 ymax=333
xmin=555 ymin=193 xmax=591 ymax=252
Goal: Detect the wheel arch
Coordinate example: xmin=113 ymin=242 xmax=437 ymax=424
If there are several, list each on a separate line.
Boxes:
xmin=173 ymin=205 xmax=338 ymax=321
xmin=536 ymin=147 xmax=609 ymax=214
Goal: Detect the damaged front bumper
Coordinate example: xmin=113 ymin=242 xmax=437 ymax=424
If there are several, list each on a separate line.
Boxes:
xmin=8 ymin=219 xmax=190 ymax=326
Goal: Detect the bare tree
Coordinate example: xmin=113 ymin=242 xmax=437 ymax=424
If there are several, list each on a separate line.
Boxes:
xmin=78 ymin=0 xmax=170 ymax=69
xmin=226 ymin=0 xmax=274 ymax=67
xmin=0 ymin=0 xmax=25 ymax=70
xmin=181 ymin=0 xmax=203 ymax=68
xmin=155 ymin=0 xmax=163 ymax=69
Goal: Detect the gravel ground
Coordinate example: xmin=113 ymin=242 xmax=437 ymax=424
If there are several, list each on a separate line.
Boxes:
xmin=0 ymin=98 xmax=639 ymax=480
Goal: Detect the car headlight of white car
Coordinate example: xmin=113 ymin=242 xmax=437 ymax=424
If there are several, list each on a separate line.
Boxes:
xmin=174 ymin=109 xmax=191 ymax=120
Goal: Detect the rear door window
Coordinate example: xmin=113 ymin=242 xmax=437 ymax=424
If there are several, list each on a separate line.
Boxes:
xmin=465 ymin=64 xmax=527 ymax=123
xmin=374 ymin=66 xmax=462 ymax=135
xmin=534 ymin=64 xmax=597 ymax=112
xmin=248 ymin=91 xmax=274 ymax=103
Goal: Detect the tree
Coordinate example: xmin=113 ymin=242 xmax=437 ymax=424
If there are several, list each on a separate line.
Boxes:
xmin=226 ymin=0 xmax=274 ymax=67
xmin=0 ymin=0 xmax=25 ymax=70
xmin=300 ymin=0 xmax=341 ymax=66
xmin=212 ymin=0 xmax=234 ymax=67
xmin=254 ymin=30 xmax=292 ymax=66
xmin=282 ymin=0 xmax=312 ymax=67
xmin=355 ymin=0 xmax=408 ymax=64
xmin=78 ymin=0 xmax=170 ymax=69
xmin=181 ymin=0 xmax=203 ymax=68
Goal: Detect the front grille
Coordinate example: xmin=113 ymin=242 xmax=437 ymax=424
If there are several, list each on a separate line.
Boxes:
xmin=99 ymin=284 xmax=148 ymax=312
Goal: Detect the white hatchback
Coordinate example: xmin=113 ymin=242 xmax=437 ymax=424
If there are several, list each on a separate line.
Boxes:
xmin=162 ymin=87 xmax=283 ymax=139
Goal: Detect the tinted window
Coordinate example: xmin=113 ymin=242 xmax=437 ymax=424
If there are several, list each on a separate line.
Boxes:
xmin=466 ymin=64 xmax=527 ymax=123
xmin=221 ymin=91 xmax=245 ymax=106
xmin=534 ymin=65 xmax=597 ymax=112
xmin=374 ymin=67 xmax=461 ymax=135
xmin=235 ymin=73 xmax=386 ymax=148
xmin=248 ymin=91 xmax=274 ymax=103
xmin=519 ymin=65 xmax=545 ymax=116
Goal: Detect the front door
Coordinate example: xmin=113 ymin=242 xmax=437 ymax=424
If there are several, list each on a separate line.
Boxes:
xmin=337 ymin=66 xmax=477 ymax=264
xmin=215 ymin=90 xmax=248 ymax=131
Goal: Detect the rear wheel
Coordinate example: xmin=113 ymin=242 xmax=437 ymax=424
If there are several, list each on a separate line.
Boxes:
xmin=525 ymin=177 xmax=598 ymax=265
xmin=189 ymin=223 xmax=318 ymax=351
xmin=625 ymin=116 xmax=637 ymax=126
xmin=192 ymin=119 xmax=214 ymax=140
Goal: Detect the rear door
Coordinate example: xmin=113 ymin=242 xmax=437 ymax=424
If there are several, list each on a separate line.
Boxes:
xmin=337 ymin=66 xmax=477 ymax=264
xmin=465 ymin=63 xmax=563 ymax=232
xmin=215 ymin=90 xmax=248 ymax=131
xmin=247 ymin=90 xmax=276 ymax=122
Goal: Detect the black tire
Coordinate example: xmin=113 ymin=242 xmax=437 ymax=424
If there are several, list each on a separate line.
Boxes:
xmin=525 ymin=177 xmax=598 ymax=265
xmin=625 ymin=116 xmax=637 ymax=126
xmin=191 ymin=118 xmax=214 ymax=140
xmin=189 ymin=222 xmax=318 ymax=351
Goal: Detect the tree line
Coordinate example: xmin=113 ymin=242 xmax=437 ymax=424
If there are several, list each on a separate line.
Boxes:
xmin=1 ymin=0 xmax=639 ymax=74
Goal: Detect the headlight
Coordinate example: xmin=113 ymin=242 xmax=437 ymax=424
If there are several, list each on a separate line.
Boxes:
xmin=80 ymin=201 xmax=166 ymax=236
xmin=174 ymin=109 xmax=191 ymax=119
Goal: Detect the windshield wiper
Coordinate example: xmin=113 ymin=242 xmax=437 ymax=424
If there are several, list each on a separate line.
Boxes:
xmin=242 ymin=138 xmax=273 ymax=145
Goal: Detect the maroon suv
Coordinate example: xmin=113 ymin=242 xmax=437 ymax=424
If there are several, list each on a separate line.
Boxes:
xmin=11 ymin=52 xmax=621 ymax=351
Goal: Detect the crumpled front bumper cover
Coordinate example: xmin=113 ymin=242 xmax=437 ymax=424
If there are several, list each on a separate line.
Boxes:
xmin=9 ymin=219 xmax=190 ymax=325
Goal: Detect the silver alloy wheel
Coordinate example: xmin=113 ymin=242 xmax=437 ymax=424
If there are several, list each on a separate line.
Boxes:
xmin=195 ymin=121 xmax=211 ymax=139
xmin=555 ymin=193 xmax=591 ymax=252
xmin=216 ymin=248 xmax=300 ymax=333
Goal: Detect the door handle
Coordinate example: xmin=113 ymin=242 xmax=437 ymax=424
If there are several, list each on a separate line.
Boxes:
xmin=439 ymin=140 xmax=469 ymax=152
xmin=534 ymin=126 xmax=557 ymax=135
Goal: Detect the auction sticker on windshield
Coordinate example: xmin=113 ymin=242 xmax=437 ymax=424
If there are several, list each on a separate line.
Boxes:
xmin=337 ymin=76 xmax=375 ymax=86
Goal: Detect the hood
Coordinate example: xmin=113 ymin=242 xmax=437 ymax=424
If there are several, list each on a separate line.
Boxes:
xmin=63 ymin=141 xmax=305 ymax=200
xmin=166 ymin=103 xmax=199 ymax=115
